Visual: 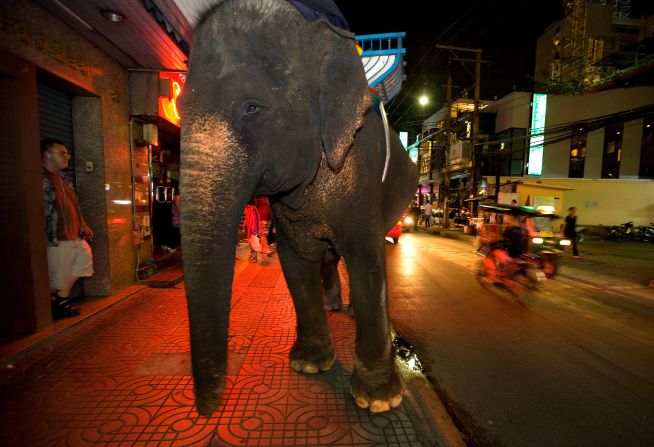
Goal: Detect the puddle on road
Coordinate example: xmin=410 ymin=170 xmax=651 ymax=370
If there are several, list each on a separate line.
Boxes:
xmin=393 ymin=333 xmax=424 ymax=373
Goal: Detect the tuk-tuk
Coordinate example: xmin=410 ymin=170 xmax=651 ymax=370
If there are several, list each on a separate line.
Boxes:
xmin=477 ymin=204 xmax=571 ymax=277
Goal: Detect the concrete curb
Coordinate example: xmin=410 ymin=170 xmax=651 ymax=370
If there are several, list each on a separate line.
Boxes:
xmin=398 ymin=363 xmax=467 ymax=447
xmin=391 ymin=325 xmax=467 ymax=446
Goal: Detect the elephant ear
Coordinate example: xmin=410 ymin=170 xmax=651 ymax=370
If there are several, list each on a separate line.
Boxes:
xmin=316 ymin=21 xmax=371 ymax=172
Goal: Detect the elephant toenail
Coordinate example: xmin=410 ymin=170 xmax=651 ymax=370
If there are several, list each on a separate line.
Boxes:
xmin=290 ymin=361 xmax=303 ymax=372
xmin=370 ymin=400 xmax=390 ymax=413
xmin=302 ymin=364 xmax=319 ymax=374
xmin=354 ymin=396 xmax=369 ymax=409
xmin=390 ymin=394 xmax=403 ymax=408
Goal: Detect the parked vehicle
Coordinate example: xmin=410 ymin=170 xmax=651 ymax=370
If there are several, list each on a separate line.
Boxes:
xmin=638 ymin=223 xmax=654 ymax=242
xmin=607 ymin=221 xmax=635 ymax=241
xmin=386 ymin=211 xmax=412 ymax=243
xmin=386 ymin=221 xmax=402 ymax=243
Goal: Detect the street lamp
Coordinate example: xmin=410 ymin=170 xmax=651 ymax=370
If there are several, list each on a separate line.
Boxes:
xmin=418 ymin=95 xmax=429 ymax=106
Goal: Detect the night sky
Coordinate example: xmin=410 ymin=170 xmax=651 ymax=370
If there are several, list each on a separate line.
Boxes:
xmin=338 ymin=0 xmax=565 ymax=131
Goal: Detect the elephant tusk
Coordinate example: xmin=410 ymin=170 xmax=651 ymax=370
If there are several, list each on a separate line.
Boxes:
xmin=379 ymin=100 xmax=391 ymax=183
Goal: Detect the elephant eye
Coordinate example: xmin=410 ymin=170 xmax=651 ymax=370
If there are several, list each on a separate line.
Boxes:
xmin=241 ymin=102 xmax=261 ymax=121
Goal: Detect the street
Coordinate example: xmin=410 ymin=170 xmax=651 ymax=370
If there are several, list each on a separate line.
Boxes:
xmin=385 ymin=232 xmax=654 ymax=446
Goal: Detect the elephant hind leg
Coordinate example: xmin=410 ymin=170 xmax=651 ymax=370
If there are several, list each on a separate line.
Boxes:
xmin=349 ymin=354 xmax=403 ymax=413
xmin=276 ymin=232 xmax=336 ymax=375
xmin=321 ymin=249 xmax=343 ymax=310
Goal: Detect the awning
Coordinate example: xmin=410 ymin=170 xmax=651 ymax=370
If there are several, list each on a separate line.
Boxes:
xmin=357 ymin=33 xmax=406 ymax=103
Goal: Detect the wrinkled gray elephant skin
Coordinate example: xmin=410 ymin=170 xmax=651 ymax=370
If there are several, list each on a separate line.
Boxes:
xmin=180 ymin=0 xmax=418 ymax=416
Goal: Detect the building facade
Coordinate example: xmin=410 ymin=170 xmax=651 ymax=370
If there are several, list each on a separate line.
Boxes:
xmin=489 ymin=86 xmax=654 ymax=227
xmin=1 ymin=0 xmax=189 ymax=334
xmin=420 ymin=86 xmax=654 ymax=227
xmin=535 ymin=0 xmax=653 ymax=94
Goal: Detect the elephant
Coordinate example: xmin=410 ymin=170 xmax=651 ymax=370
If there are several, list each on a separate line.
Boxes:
xmin=179 ymin=0 xmax=419 ymax=416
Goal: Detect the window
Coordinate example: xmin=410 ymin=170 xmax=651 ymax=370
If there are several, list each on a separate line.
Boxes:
xmin=601 ymin=121 xmax=623 ymax=179
xmin=569 ymin=127 xmax=586 ymax=178
xmin=588 ymin=38 xmax=604 ymax=64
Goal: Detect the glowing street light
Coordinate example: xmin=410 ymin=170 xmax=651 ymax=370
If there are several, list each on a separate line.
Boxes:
xmin=418 ymin=95 xmax=429 ymax=106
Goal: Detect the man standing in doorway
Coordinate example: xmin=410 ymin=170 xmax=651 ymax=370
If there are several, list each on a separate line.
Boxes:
xmin=41 ymin=138 xmax=94 ymax=318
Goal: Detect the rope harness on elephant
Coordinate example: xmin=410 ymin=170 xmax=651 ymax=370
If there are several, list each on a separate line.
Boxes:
xmin=369 ymin=88 xmax=391 ymax=184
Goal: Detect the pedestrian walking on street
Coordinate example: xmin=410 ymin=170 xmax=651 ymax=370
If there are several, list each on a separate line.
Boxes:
xmin=409 ymin=202 xmax=421 ymax=231
xmin=564 ymin=206 xmax=580 ymax=258
xmin=41 ymin=138 xmax=94 ymax=318
xmin=254 ymin=196 xmax=273 ymax=255
xmin=244 ymin=199 xmax=261 ymax=263
xmin=424 ymin=201 xmax=433 ymax=228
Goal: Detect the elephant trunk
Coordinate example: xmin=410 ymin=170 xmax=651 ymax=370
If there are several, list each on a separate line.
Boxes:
xmin=180 ymin=115 xmax=255 ymax=415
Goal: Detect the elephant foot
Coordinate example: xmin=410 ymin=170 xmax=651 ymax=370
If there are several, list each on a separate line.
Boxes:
xmin=194 ymin=374 xmax=226 ymax=416
xmin=349 ymin=355 xmax=404 ymax=413
xmin=289 ymin=337 xmax=336 ymax=374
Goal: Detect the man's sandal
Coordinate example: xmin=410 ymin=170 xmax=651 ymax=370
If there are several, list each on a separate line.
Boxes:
xmin=51 ymin=294 xmax=81 ymax=318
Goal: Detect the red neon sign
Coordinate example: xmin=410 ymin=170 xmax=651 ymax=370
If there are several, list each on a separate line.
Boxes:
xmin=159 ymin=72 xmax=185 ymax=126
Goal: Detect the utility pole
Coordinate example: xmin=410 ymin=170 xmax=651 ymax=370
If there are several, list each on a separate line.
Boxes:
xmin=442 ymin=72 xmax=453 ymax=228
xmin=436 ymin=44 xmax=490 ymax=222
xmin=472 ymin=49 xmax=481 ymax=214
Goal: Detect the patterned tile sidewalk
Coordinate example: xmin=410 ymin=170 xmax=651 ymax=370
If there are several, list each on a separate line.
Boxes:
xmin=0 ymin=246 xmax=428 ymax=446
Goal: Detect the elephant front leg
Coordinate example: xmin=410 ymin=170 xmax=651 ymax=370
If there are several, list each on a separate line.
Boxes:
xmin=277 ymin=235 xmax=336 ymax=374
xmin=346 ymin=248 xmax=403 ymax=413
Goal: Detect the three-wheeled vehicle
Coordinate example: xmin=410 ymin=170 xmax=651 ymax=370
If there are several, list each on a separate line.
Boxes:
xmin=476 ymin=204 xmax=571 ymax=298
xmin=477 ymin=204 xmax=570 ymax=277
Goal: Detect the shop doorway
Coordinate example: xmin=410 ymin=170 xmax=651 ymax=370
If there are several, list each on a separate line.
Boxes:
xmin=132 ymin=121 xmax=180 ymax=262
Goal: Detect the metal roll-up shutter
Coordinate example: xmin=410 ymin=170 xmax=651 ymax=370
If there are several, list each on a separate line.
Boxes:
xmin=38 ymin=82 xmax=76 ymax=184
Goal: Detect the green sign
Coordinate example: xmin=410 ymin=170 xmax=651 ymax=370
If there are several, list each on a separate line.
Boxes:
xmin=528 ymin=93 xmax=547 ymax=176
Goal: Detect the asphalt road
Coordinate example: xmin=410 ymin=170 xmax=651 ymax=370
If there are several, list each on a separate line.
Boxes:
xmin=385 ymin=232 xmax=654 ymax=447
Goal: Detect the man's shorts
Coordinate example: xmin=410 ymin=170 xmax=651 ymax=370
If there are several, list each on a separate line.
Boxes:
xmin=47 ymin=239 xmax=93 ymax=291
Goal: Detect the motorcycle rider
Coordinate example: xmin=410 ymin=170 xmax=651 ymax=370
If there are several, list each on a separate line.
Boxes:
xmin=483 ymin=214 xmax=528 ymax=283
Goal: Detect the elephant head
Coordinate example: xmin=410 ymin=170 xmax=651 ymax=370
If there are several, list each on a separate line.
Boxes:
xmin=180 ymin=0 xmax=417 ymax=416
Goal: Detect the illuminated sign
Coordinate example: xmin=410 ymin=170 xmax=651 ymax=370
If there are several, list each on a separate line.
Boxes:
xmin=528 ymin=93 xmax=547 ymax=175
xmin=158 ymin=72 xmax=185 ymax=126
xmin=408 ymin=147 xmax=418 ymax=163
xmin=399 ymin=131 xmax=408 ymax=149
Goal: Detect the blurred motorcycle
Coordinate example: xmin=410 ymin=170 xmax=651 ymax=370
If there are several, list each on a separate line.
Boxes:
xmin=477 ymin=203 xmax=569 ymax=279
xmin=478 ymin=243 xmax=547 ymax=299
xmin=476 ymin=204 xmax=560 ymax=298
xmin=638 ymin=223 xmax=654 ymax=242
xmin=608 ymin=221 xmax=635 ymax=241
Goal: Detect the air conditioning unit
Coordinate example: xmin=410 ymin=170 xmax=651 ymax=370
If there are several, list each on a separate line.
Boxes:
xmin=449 ymin=140 xmax=471 ymax=165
